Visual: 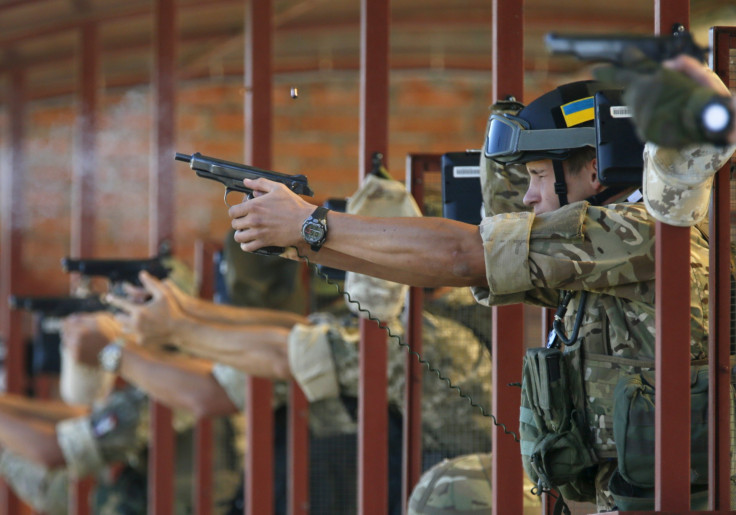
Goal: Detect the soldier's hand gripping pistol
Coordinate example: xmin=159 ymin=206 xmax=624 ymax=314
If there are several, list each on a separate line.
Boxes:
xmin=175 ymin=151 xmax=315 ymax=255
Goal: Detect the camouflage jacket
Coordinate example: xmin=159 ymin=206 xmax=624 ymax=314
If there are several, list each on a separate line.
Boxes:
xmin=289 ymin=290 xmax=493 ymax=456
xmin=471 ymin=200 xmax=710 ymax=457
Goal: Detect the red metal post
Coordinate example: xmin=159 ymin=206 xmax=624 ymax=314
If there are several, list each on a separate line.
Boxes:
xmin=653 ymin=3 xmax=692 ymax=511
xmin=288 ymin=384 xmax=310 ymax=514
xmin=358 ymin=1 xmax=390 ymax=513
xmin=288 ymin=263 xmax=311 ymax=515
xmin=68 ymin=22 xmax=100 ymax=515
xmin=194 ymin=418 xmax=215 ymax=514
xmin=492 ymin=0 xmax=525 ymax=513
xmin=193 ymin=240 xmax=220 ymax=515
xmin=244 ymin=1 xmax=275 ymax=513
xmin=149 ymin=0 xmax=178 ymax=513
xmin=708 ymin=26 xmax=736 ymax=511
xmin=68 ymin=479 xmax=94 ymax=515
xmin=71 ymin=22 xmax=98 ymax=260
xmin=0 ymin=56 xmax=27 ymax=515
xmin=402 ymin=154 xmax=440 ymax=508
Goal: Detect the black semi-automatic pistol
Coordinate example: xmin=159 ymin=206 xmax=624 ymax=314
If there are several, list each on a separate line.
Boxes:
xmin=176 ymin=151 xmax=315 ymax=256
xmin=545 ymin=27 xmax=708 ymax=65
xmin=175 ymin=152 xmax=314 ymax=205
xmin=61 ymin=255 xmax=170 ymax=287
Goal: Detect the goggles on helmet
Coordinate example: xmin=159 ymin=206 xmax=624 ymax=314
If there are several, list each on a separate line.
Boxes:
xmin=484 ymin=113 xmax=596 ymax=164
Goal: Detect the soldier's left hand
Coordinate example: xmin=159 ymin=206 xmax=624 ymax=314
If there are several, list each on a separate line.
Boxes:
xmin=106 ymin=271 xmax=182 ymax=346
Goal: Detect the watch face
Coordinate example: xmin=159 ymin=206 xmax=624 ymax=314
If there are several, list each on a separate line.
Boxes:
xmin=303 ymin=220 xmax=325 ymax=244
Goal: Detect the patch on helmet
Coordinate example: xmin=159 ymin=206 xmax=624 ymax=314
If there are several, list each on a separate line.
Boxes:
xmin=561 ymin=96 xmax=594 ymax=127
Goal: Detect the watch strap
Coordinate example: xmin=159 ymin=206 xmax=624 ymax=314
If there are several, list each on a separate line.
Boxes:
xmin=304 ymin=206 xmax=329 ymax=251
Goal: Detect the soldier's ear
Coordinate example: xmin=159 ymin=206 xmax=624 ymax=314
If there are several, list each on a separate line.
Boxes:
xmin=588 ymin=158 xmax=603 ymax=191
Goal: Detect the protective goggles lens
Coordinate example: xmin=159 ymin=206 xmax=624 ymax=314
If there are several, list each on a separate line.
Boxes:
xmin=484 ymin=113 xmax=597 ymax=164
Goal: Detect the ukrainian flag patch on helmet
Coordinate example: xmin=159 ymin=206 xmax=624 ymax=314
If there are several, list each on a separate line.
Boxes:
xmin=560 ymin=96 xmax=594 ymax=127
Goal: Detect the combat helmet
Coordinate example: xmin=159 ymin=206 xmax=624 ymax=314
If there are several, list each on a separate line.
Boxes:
xmin=407 ymin=453 xmax=541 ymax=514
xmin=484 ymin=80 xmax=612 ymax=206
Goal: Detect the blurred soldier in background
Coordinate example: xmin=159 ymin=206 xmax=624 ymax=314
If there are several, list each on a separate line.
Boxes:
xmin=113 ymin=174 xmax=495 ymax=514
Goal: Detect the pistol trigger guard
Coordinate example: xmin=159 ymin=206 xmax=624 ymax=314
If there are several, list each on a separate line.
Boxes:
xmin=224 ymin=188 xmax=233 ymax=207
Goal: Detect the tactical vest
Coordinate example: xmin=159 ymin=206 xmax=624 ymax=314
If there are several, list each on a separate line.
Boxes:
xmin=520 ymin=283 xmax=713 ymax=508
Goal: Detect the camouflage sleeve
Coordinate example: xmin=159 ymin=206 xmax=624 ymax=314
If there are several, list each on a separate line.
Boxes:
xmin=211 ymin=362 xmax=288 ymax=412
xmin=56 ymin=415 xmax=106 ymax=477
xmin=211 ymin=362 xmax=247 ymax=411
xmin=0 ymin=450 xmax=68 ymax=515
xmin=57 ymin=388 xmax=149 ymax=477
xmin=643 ymin=141 xmax=736 ymax=226
xmin=287 ymin=322 xmax=341 ymax=402
xmin=472 ymin=202 xmax=657 ymax=307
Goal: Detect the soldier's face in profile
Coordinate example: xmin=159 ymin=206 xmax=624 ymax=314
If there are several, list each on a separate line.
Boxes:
xmin=523 ymin=158 xmax=601 ymax=214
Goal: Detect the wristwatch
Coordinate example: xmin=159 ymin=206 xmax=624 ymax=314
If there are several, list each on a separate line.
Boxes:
xmin=98 ymin=341 xmax=123 ymax=373
xmin=699 ymin=95 xmax=733 ymax=146
xmin=301 ymin=206 xmax=329 ymax=252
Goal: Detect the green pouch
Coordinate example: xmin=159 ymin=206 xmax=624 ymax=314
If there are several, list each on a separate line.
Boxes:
xmin=612 ymin=367 xmax=709 ymax=489
xmin=608 ymin=469 xmax=709 ymax=511
xmin=519 ymin=348 xmax=597 ymax=502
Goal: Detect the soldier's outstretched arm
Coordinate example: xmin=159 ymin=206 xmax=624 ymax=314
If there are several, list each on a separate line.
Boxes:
xmin=108 ymin=273 xmax=293 ymax=379
xmin=115 ymin=345 xmax=239 ymax=419
xmin=229 ymin=178 xmax=488 ymax=288
xmin=0 ymin=398 xmax=71 ymax=467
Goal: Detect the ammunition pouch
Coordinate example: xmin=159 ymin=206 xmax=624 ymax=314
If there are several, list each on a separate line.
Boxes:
xmin=519 ymin=347 xmax=598 ymax=503
xmin=609 ymin=366 xmax=710 ymax=510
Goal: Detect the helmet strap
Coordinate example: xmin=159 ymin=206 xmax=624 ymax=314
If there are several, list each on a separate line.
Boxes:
xmin=552 ymin=160 xmax=568 ymax=207
xmin=585 ymin=185 xmax=629 ymax=207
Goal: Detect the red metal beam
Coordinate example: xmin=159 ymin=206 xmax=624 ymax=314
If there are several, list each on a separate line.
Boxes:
xmin=67 ymin=22 xmax=100 ymax=515
xmin=192 ymin=239 xmax=220 ymax=515
xmin=288 ymin=384 xmax=310 ymax=514
xmin=492 ymin=0 xmax=525 ymax=513
xmin=708 ymin=25 xmax=736 ymax=511
xmin=0 ymin=57 xmax=27 ymax=515
xmin=68 ymin=478 xmax=94 ymax=515
xmin=244 ymin=1 xmax=275 ymax=513
xmin=402 ymin=154 xmax=440 ymax=509
xmin=71 ymin=22 xmax=98 ymax=259
xmin=148 ymin=0 xmax=178 ymax=513
xmin=653 ymin=3 xmax=692 ymax=512
xmin=358 ymin=1 xmax=390 ymax=514
xmin=194 ymin=419 xmax=214 ymax=514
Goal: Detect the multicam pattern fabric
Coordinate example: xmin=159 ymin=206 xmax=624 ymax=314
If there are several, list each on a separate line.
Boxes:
xmin=471 ymin=199 xmax=710 ymax=459
xmin=643 ymin=141 xmax=736 ymax=226
xmin=479 ymin=100 xmax=532 ymax=218
xmin=0 ymin=450 xmax=68 ymax=515
xmin=292 ymin=289 xmax=493 ymax=455
xmin=407 ymin=452 xmax=541 ymax=515
xmin=56 ymin=387 xmax=148 ymax=478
